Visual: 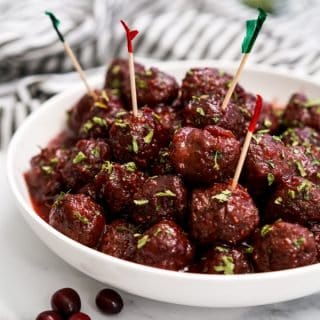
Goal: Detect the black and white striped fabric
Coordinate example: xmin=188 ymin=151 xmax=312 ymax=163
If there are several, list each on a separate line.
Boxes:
xmin=1 ymin=0 xmax=320 ymax=149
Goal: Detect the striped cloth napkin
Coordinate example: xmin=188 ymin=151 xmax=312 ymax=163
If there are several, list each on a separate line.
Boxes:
xmin=1 ymin=0 xmax=320 ymax=149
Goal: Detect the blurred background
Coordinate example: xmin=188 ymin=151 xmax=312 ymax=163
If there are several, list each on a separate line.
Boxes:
xmin=0 ymin=0 xmax=319 ymax=148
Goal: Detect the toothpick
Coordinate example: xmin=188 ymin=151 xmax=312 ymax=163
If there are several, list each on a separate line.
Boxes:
xmin=231 ymin=94 xmax=263 ymax=191
xmin=121 ymin=20 xmax=139 ymax=117
xmin=221 ymin=8 xmax=267 ymax=111
xmin=45 ymin=11 xmax=96 ymax=99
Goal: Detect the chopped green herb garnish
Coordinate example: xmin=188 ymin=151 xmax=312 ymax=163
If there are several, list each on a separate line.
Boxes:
xmin=101 ymin=160 xmax=113 ymax=174
xmin=124 ymin=162 xmax=136 ymax=172
xmin=144 ymin=129 xmax=154 ymax=144
xmin=111 ymin=65 xmax=121 ymax=75
xmin=50 ymin=158 xmax=58 ymax=165
xmin=153 ymin=113 xmax=161 ymax=121
xmin=145 ymin=69 xmax=153 ymax=76
xmin=94 ymin=101 xmax=108 ymax=109
xmin=213 ymin=151 xmax=220 ymax=170
xmin=82 ymin=120 xmax=94 ymax=133
xmin=92 ymin=116 xmax=107 ymax=127
xmin=73 ymin=151 xmax=87 ymax=164
xmin=196 ymin=107 xmax=205 ymax=116
xmin=91 ymin=147 xmax=100 ymax=158
xmin=267 ymin=173 xmax=275 ymax=186
xmin=214 ymin=256 xmax=235 ymax=275
xmin=244 ymin=245 xmax=254 ymax=254
xmin=264 ymin=118 xmax=272 ymax=128
xmin=134 ymin=199 xmax=149 ymax=206
xmin=266 ymin=160 xmax=275 ymax=169
xmin=293 ymin=237 xmax=305 ymax=249
xmin=137 ymin=235 xmax=150 ymax=249
xmin=215 ymin=246 xmax=229 ymax=253
xmin=114 ymin=119 xmax=128 ymax=128
xmin=274 ymin=196 xmax=283 ymax=205
xmin=153 ymin=227 xmax=162 ymax=236
xmin=41 ymin=165 xmax=53 ymax=175
xmin=101 ymin=90 xmax=109 ymax=102
xmin=111 ymin=78 xmax=121 ymax=88
xmin=261 ymin=224 xmax=273 ymax=237
xmin=272 ymin=135 xmax=282 ymax=142
xmin=132 ymin=137 xmax=139 ymax=154
xmin=155 ymin=190 xmax=176 ymax=197
xmin=211 ymin=189 xmax=232 ymax=203
xmin=53 ymin=191 xmax=67 ymax=207
xmin=136 ymin=78 xmax=147 ymax=89
xmin=115 ymin=110 xmax=127 ymax=117
xmin=288 ymin=189 xmax=296 ymax=199
xmin=73 ymin=211 xmax=89 ymax=225
xmin=303 ymin=98 xmax=320 ymax=108
xmin=294 ymin=160 xmax=307 ymax=177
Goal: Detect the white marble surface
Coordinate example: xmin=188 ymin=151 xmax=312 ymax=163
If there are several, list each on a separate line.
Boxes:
xmin=1 ymin=151 xmax=320 ymax=320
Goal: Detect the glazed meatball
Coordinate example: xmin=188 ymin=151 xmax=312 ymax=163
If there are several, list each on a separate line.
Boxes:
xmin=49 ymin=193 xmax=105 ymax=247
xmin=282 ymin=93 xmax=320 ymax=131
xmin=281 ymin=127 xmax=320 ymax=147
xmin=99 ymin=220 xmax=137 ymax=260
xmin=309 ymin=223 xmax=320 ymax=261
xmin=244 ymin=134 xmax=295 ymax=199
xmin=104 ymin=58 xmax=145 ymax=92
xmin=77 ymin=89 xmax=125 ymax=139
xmin=181 ymin=68 xmax=246 ymax=105
xmin=287 ymin=145 xmax=320 ymax=185
xmin=253 ymin=220 xmax=317 ymax=272
xmin=95 ymin=162 xmax=145 ymax=215
xmin=25 ymin=147 xmax=70 ymax=206
xmin=170 ymin=126 xmax=241 ymax=185
xmin=153 ymin=105 xmax=183 ymax=137
xmin=183 ymin=94 xmax=247 ymax=139
xmin=132 ymin=175 xmax=187 ymax=227
xmin=123 ymin=67 xmax=179 ymax=107
xmin=134 ymin=220 xmax=194 ymax=270
xmin=190 ymin=181 xmax=259 ymax=245
xmin=109 ymin=107 xmax=168 ymax=169
xmin=149 ymin=147 xmax=175 ymax=175
xmin=61 ymin=139 xmax=110 ymax=190
xmin=196 ymin=246 xmax=252 ymax=274
xmin=265 ymin=177 xmax=320 ymax=225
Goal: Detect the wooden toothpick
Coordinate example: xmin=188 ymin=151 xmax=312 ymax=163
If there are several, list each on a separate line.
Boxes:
xmin=45 ymin=11 xmax=96 ymax=99
xmin=221 ymin=9 xmax=267 ymax=111
xmin=231 ymin=94 xmax=263 ymax=191
xmin=121 ymin=20 xmax=139 ymax=117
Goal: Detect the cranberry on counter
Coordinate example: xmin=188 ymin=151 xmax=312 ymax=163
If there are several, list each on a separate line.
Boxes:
xmin=69 ymin=312 xmax=91 ymax=320
xmin=95 ymin=288 xmax=124 ymax=315
xmin=36 ymin=311 xmax=63 ymax=320
xmin=51 ymin=288 xmax=81 ymax=317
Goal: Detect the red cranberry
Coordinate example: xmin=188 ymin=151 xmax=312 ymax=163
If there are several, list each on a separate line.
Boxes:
xmin=95 ymin=288 xmax=123 ymax=314
xmin=51 ymin=288 xmax=81 ymax=316
xmin=68 ymin=312 xmax=91 ymax=320
xmin=36 ymin=310 xmax=63 ymax=320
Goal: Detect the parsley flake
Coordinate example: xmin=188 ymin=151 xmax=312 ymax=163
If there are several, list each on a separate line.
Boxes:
xmin=267 ymin=173 xmax=275 ymax=186
xmin=196 ymin=107 xmax=205 ymax=116
xmin=92 ymin=116 xmax=107 ymax=127
xmin=214 ymin=256 xmax=235 ymax=275
xmin=73 ymin=211 xmax=89 ymax=225
xmin=274 ymin=196 xmax=283 ymax=205
xmin=41 ymin=165 xmax=53 ymax=175
xmin=293 ymin=237 xmax=305 ymax=249
xmin=294 ymin=160 xmax=307 ymax=177
xmin=144 ymin=129 xmax=154 ymax=144
xmin=134 ymin=199 xmax=149 ymax=206
xmin=132 ymin=137 xmax=139 ymax=154
xmin=261 ymin=224 xmax=273 ymax=237
xmin=155 ymin=190 xmax=176 ymax=197
xmin=73 ymin=151 xmax=87 ymax=164
xmin=211 ymin=189 xmax=232 ymax=203
xmin=124 ymin=162 xmax=136 ymax=172
xmin=137 ymin=235 xmax=150 ymax=249
xmin=101 ymin=161 xmax=113 ymax=174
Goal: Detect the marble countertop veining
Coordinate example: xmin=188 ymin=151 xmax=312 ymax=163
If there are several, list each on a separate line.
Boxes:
xmin=1 ymin=152 xmax=319 ymax=320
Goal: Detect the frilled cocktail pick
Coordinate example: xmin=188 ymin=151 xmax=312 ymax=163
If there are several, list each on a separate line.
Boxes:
xmin=45 ymin=11 xmax=96 ymax=98
xmin=231 ymin=94 xmax=263 ymax=191
xmin=121 ymin=20 xmax=139 ymax=117
xmin=221 ymin=8 xmax=267 ymax=111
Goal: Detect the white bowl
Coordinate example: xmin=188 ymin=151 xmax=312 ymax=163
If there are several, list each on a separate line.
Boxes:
xmin=7 ymin=60 xmax=320 ymax=308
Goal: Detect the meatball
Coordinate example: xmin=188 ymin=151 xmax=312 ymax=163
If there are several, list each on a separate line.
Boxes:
xmin=61 ymin=139 xmax=110 ymax=190
xmin=149 ymin=147 xmax=175 ymax=176
xmin=183 ymin=94 xmax=247 ymax=139
xmin=132 ymin=175 xmax=187 ymax=227
xmin=244 ymin=133 xmax=295 ymax=199
xmin=134 ymin=220 xmax=194 ymax=270
xmin=99 ymin=220 xmax=137 ymax=260
xmin=253 ymin=220 xmax=317 ymax=272
xmin=153 ymin=105 xmax=183 ymax=137
xmin=282 ymin=93 xmax=320 ymax=131
xmin=123 ymin=67 xmax=179 ymax=107
xmin=181 ymin=68 xmax=246 ymax=105
xmin=49 ymin=193 xmax=105 ymax=247
xmin=281 ymin=127 xmax=320 ymax=147
xmin=287 ymin=145 xmax=320 ymax=185
xmin=190 ymin=181 xmax=259 ymax=245
xmin=25 ymin=147 xmax=70 ymax=205
xmin=109 ymin=107 xmax=168 ymax=169
xmin=77 ymin=89 xmax=125 ymax=139
xmin=95 ymin=161 xmax=145 ymax=215
xmin=104 ymin=58 xmax=145 ymax=93
xmin=196 ymin=246 xmax=252 ymax=274
xmin=170 ymin=126 xmax=241 ymax=185
xmin=265 ymin=176 xmax=320 ymax=225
